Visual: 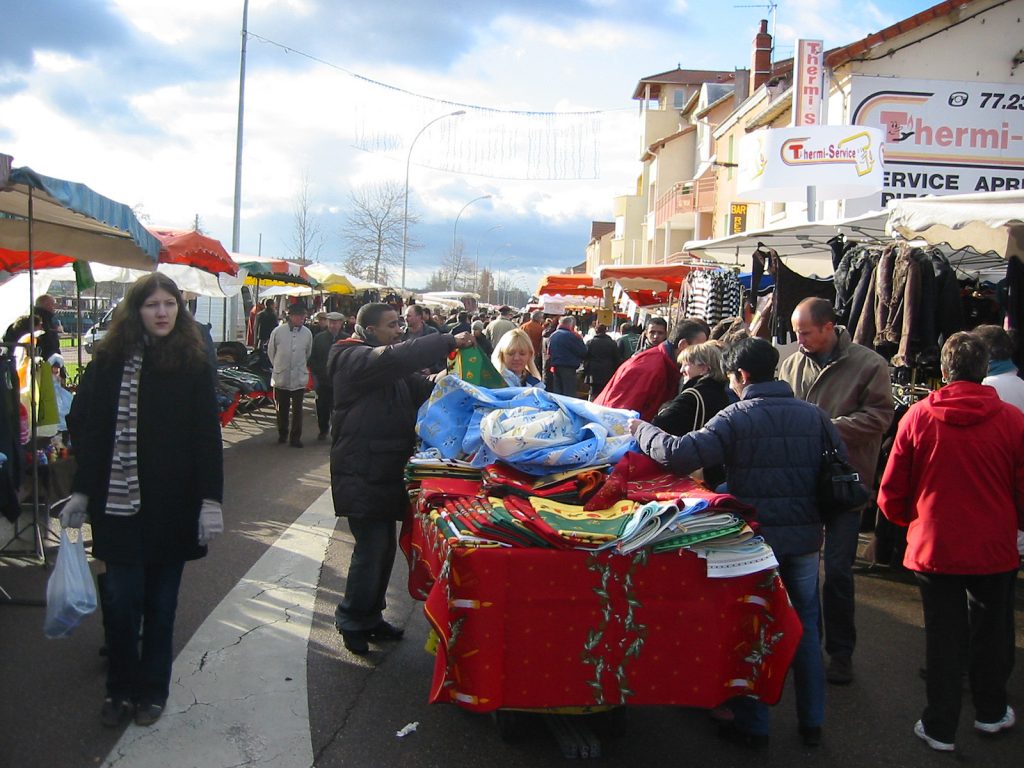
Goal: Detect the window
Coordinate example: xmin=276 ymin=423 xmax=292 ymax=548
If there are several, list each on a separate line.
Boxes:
xmin=673 ymin=89 xmax=685 ymax=109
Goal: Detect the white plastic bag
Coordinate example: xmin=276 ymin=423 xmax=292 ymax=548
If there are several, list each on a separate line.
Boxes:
xmin=44 ymin=528 xmax=98 ymax=639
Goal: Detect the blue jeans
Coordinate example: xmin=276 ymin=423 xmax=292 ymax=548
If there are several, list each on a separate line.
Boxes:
xmin=822 ymin=509 xmax=860 ymax=659
xmin=103 ymin=561 xmax=185 ymax=705
xmin=731 ymin=551 xmax=825 ymax=735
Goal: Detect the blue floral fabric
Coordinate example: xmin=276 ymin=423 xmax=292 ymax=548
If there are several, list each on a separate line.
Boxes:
xmin=416 ymin=376 xmax=638 ymax=475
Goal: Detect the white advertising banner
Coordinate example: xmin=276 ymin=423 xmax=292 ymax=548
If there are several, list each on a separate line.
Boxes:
xmin=847 ymin=75 xmax=1024 ymax=214
xmin=738 ymin=125 xmax=884 ymax=201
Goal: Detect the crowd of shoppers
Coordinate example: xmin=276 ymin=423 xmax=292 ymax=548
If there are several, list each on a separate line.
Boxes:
xmin=52 ymin=281 xmax=1021 ymax=757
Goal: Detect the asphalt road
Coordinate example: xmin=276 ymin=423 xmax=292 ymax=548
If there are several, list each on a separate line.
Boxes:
xmin=1 ymin=399 xmax=1021 ymax=767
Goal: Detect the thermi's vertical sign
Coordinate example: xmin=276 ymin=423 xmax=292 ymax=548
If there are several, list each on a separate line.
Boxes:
xmin=794 ymin=39 xmax=825 ymax=126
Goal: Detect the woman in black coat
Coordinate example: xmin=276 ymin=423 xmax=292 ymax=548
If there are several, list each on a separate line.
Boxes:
xmin=62 ymin=273 xmax=223 ymax=729
xmin=652 ymin=341 xmax=730 ymax=489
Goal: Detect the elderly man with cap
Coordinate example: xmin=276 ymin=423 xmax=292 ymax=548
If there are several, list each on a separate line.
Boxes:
xmin=267 ymin=302 xmax=313 ymax=447
xmin=309 ymin=311 xmax=349 ymax=441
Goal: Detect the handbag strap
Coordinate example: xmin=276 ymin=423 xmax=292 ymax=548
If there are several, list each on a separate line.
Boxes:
xmin=689 ymin=387 xmax=706 ymax=433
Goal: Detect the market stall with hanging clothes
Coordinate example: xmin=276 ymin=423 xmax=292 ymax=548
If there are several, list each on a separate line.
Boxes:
xmin=0 ymin=158 xmax=160 ymax=583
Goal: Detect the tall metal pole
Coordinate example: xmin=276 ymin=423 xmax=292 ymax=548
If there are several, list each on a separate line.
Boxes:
xmin=401 ymin=109 xmax=465 ymax=294
xmin=228 ymin=0 xmax=249 ymax=342
xmin=452 ymin=194 xmax=491 ymax=257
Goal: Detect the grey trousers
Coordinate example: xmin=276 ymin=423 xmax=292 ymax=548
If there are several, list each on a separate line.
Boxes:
xmin=335 ymin=517 xmax=398 ymax=632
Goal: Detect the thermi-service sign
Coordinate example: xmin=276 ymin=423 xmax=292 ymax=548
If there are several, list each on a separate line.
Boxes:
xmin=849 ymin=75 xmax=1024 ymax=210
xmin=737 ymin=125 xmax=884 ymax=201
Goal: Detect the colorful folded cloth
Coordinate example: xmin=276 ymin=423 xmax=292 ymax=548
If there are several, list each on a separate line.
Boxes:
xmin=481 ymin=462 xmax=608 ymax=504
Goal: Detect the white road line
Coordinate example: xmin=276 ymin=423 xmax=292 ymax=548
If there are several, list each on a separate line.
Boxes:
xmin=102 ymin=489 xmax=338 ymax=768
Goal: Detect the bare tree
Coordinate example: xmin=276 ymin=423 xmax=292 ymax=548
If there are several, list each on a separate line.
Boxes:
xmin=191 ymin=213 xmax=206 ymax=234
xmin=288 ymin=172 xmax=325 ymax=265
xmin=342 ymin=181 xmax=413 ymax=284
xmin=436 ymin=241 xmax=479 ymax=292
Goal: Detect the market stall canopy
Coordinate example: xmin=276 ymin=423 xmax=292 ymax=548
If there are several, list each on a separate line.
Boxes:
xmin=885 ymin=191 xmax=1024 ymax=262
xmin=0 ymin=165 xmax=161 ymax=271
xmin=303 ymin=262 xmax=356 ymax=294
xmin=597 ymin=264 xmax=693 ymax=307
xmin=232 ymin=253 xmax=317 ymax=288
xmin=536 ymin=273 xmax=603 ymax=298
xmin=682 ymin=209 xmax=888 ymax=277
xmin=150 ymin=227 xmax=238 ymax=276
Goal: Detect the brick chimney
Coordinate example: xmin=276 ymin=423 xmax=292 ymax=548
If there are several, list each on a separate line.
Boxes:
xmin=750 ymin=19 xmax=772 ymax=96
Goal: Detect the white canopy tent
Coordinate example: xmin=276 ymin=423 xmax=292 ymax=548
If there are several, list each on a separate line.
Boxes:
xmin=885 ymin=190 xmax=1024 ymax=263
xmin=0 ymin=263 xmax=247 ymax=336
xmin=682 ymin=209 xmax=889 ymax=277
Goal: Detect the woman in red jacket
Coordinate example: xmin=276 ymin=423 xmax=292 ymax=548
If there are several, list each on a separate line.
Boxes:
xmin=878 ymin=332 xmax=1024 ymax=752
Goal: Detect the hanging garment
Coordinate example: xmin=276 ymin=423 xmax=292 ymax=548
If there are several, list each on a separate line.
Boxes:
xmin=834 ymin=245 xmax=881 ymax=329
xmin=684 ymin=270 xmax=743 ymax=326
xmin=750 ymin=248 xmax=836 ymax=343
xmin=0 ymin=352 xmax=23 ymax=522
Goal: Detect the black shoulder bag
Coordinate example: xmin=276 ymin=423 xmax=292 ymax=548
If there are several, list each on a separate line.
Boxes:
xmin=816 ymin=410 xmax=869 ymax=519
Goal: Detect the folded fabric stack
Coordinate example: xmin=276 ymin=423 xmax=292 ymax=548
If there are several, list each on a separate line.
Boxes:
xmin=405 ymin=450 xmax=483 ymax=486
xmin=480 ymin=462 xmax=608 ymax=505
xmin=414 ymin=475 xmax=776 ymax=575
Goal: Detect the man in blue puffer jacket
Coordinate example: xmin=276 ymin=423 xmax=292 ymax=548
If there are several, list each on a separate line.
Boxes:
xmin=630 ymin=337 xmax=847 ymax=749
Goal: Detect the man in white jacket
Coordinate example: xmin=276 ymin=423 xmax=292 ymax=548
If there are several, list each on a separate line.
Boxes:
xmin=267 ymin=303 xmax=313 ymax=447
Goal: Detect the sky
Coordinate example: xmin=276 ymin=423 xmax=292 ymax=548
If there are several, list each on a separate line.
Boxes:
xmin=0 ymin=0 xmax=939 ymax=295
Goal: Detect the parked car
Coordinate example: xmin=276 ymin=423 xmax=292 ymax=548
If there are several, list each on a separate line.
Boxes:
xmin=83 ymin=304 xmax=117 ymax=353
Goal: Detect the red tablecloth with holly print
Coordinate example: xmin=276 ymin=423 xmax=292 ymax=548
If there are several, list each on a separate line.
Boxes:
xmin=402 ymin=510 xmax=802 ymax=713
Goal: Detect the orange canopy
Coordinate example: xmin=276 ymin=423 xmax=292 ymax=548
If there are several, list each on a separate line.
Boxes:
xmin=536 ymin=273 xmax=602 ymax=298
xmin=150 ymin=228 xmax=238 ymax=276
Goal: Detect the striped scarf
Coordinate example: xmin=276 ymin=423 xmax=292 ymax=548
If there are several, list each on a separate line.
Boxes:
xmin=106 ymin=350 xmax=143 ymax=516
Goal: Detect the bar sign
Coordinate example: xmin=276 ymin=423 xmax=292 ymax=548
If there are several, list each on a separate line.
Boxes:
xmin=729 ymin=203 xmax=748 ymax=234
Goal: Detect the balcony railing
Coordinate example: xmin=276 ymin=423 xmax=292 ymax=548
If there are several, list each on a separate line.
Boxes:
xmin=654 ymin=176 xmax=716 ymax=227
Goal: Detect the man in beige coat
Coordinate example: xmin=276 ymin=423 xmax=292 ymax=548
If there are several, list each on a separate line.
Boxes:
xmin=778 ymin=297 xmax=894 ymax=685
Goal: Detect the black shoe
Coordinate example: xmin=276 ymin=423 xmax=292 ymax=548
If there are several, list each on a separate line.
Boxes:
xmin=277 ymin=435 xmax=287 ymax=444
xmin=334 ymin=610 xmax=370 ymax=654
xmin=135 ymin=701 xmax=165 ymax=727
xmin=341 ymin=629 xmax=370 ymax=655
xmin=290 ymin=440 xmax=303 ymax=448
xmin=317 ymin=432 xmax=328 ymax=441
xmin=100 ymin=697 xmax=134 ymax=728
xmin=799 ymin=725 xmax=822 ymax=746
xmin=827 ymin=655 xmax=853 ymax=685
xmin=368 ymin=620 xmax=405 ymax=641
xmin=717 ymin=722 xmax=769 ymax=750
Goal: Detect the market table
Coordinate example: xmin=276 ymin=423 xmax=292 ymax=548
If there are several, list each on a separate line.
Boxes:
xmin=402 ymin=509 xmax=803 ymax=714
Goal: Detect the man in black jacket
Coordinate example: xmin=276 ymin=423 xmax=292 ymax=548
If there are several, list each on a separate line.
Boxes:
xmin=309 ymin=312 xmax=348 ymax=441
xmin=327 ymin=303 xmax=474 ymax=654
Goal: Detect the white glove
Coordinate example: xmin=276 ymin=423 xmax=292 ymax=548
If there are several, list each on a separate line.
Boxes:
xmin=197 ymin=499 xmax=224 ymax=546
xmin=59 ymin=493 xmax=89 ymax=529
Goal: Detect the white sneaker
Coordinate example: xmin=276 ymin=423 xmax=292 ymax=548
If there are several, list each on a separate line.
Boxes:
xmin=914 ymin=720 xmax=955 ymax=751
xmin=974 ymin=706 xmax=1016 ymax=734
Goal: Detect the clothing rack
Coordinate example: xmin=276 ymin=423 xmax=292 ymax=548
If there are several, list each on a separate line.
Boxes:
xmin=0 ymin=344 xmax=48 ymax=607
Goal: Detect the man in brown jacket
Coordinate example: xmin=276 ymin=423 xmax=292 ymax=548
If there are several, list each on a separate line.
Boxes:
xmin=778 ymin=297 xmax=894 ymax=685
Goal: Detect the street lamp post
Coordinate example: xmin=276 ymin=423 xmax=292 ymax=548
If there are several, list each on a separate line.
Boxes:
xmin=487 ymin=244 xmax=512 ymax=305
xmin=475 ymin=224 xmax=502 ymax=296
xmin=401 ymin=109 xmax=465 ymax=293
xmin=452 ymin=194 xmax=492 ymax=257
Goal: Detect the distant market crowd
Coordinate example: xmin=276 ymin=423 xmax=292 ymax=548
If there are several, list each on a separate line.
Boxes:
xmin=25 ymin=272 xmax=1021 ymax=754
